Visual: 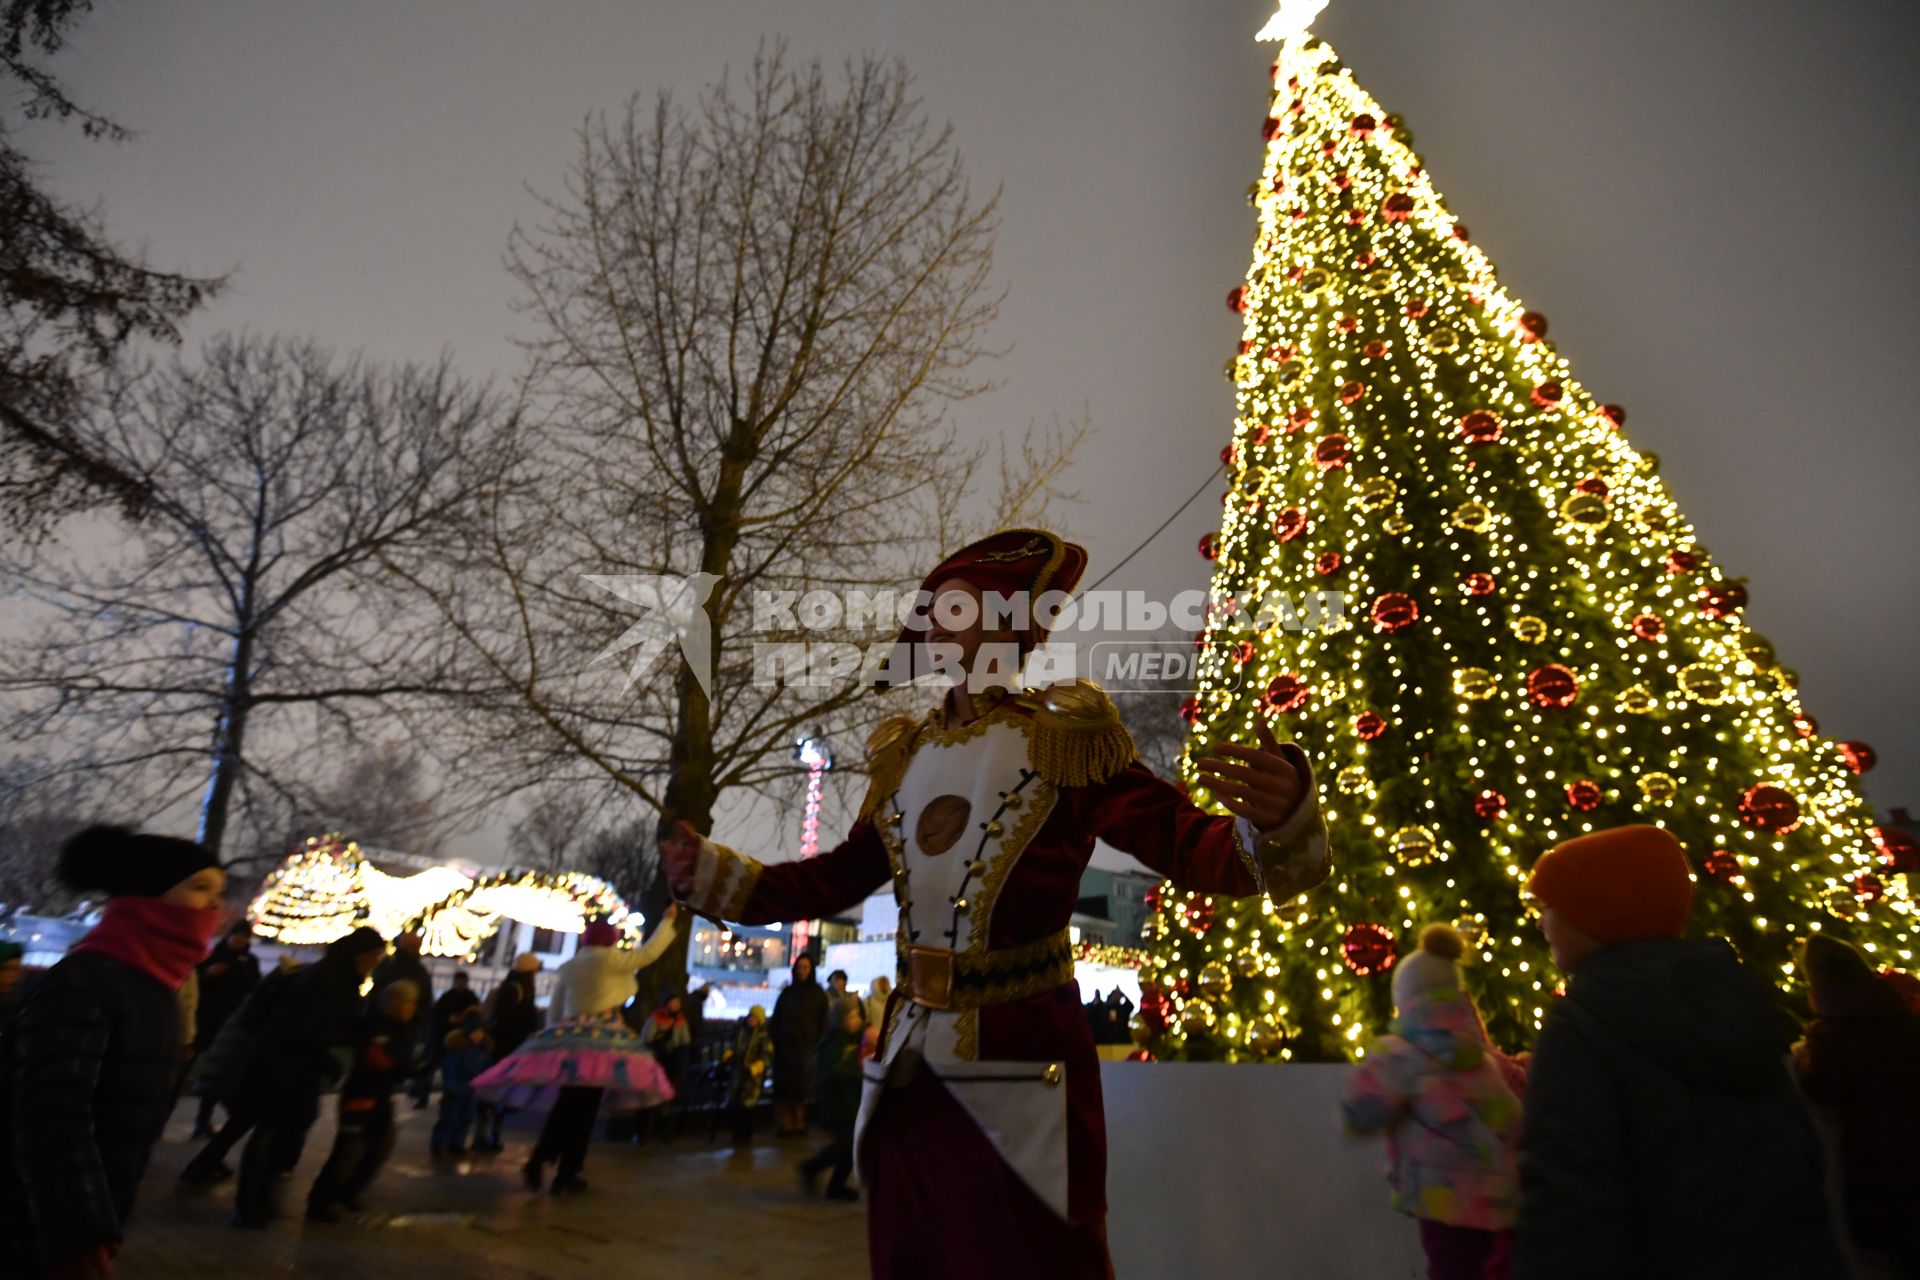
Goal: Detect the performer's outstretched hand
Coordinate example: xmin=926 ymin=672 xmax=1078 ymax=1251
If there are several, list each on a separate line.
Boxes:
xmin=659 ymin=819 xmax=702 ymax=900
xmin=1192 ymin=718 xmax=1305 ymax=831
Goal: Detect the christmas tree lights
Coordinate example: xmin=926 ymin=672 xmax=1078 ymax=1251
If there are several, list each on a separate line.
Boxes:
xmin=248 ymin=834 xmax=647 ymax=959
xmin=1143 ymin=11 xmax=1914 ymax=1062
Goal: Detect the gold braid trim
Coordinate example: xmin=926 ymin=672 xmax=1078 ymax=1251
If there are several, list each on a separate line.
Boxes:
xmin=1018 ymin=678 xmax=1137 ymax=789
xmin=857 ymin=714 xmax=921 ymax=821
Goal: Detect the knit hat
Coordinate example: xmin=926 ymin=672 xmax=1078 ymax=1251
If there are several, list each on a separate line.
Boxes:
xmin=1392 ymin=923 xmax=1467 ymax=1009
xmin=1525 ymin=825 xmax=1693 ymax=945
xmin=59 ymin=824 xmax=220 ymax=900
xmin=581 ymin=920 xmax=621 ymax=948
xmin=748 ymin=1004 xmax=766 ymax=1021
xmin=325 ymin=927 xmax=388 ymax=964
xmin=512 ymin=952 xmax=542 ymax=973
xmin=1802 ymin=934 xmax=1905 ymax=1019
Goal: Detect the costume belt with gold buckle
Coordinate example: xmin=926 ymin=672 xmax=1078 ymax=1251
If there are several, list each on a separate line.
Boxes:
xmin=898 ymin=929 xmax=1075 ymax=1012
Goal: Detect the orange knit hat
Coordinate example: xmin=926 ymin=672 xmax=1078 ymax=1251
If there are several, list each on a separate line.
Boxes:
xmin=1525 ymin=825 xmax=1694 ymax=945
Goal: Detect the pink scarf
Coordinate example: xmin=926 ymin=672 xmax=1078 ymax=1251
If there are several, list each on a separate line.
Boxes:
xmin=71 ymin=897 xmax=222 ymax=990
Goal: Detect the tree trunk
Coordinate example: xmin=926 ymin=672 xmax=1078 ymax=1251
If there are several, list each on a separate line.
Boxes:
xmin=196 ymin=627 xmax=254 ymax=856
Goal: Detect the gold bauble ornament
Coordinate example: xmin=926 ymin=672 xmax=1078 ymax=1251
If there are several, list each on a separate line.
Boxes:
xmin=1197 ymin=961 xmax=1234 ymax=999
xmin=1382 ymin=513 xmax=1412 ymax=536
xmin=1512 ymin=615 xmax=1548 ymax=645
xmin=1619 ymin=685 xmax=1657 ymax=715
xmin=1336 ymin=765 xmax=1371 ymax=794
xmin=1636 ymin=451 xmax=1660 ymax=475
xmin=1274 ymin=360 xmax=1307 ymax=390
xmin=1739 ymin=635 xmax=1776 ymax=670
xmin=1775 ymin=667 xmax=1800 ymax=691
xmin=1360 ymin=268 xmax=1395 ymax=296
xmin=1451 ymin=501 xmax=1492 ymax=532
xmin=1678 ymin=663 xmax=1729 ymax=705
xmin=1425 ymin=328 xmax=1460 ymax=354
xmin=1559 ymin=491 xmax=1610 ymax=530
xmin=1391 ymin=824 xmax=1438 ymax=866
xmin=1453 ymin=667 xmax=1496 ymax=701
xmin=1179 ymin=1003 xmax=1217 ymax=1034
xmin=1638 ymin=772 xmax=1679 ymax=805
xmin=1353 ymin=476 xmax=1397 ymax=511
xmin=1820 ymin=885 xmax=1863 ymax=922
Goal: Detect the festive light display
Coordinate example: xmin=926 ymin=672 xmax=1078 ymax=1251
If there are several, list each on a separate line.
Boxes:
xmin=249 ymin=834 xmax=646 ymax=959
xmin=1142 ymin=9 xmax=1914 ymax=1062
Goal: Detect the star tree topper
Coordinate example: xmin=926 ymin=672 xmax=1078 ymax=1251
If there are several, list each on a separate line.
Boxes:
xmin=1257 ymin=0 xmax=1329 ymax=43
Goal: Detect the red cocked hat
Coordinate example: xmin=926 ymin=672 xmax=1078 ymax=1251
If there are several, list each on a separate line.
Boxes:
xmin=877 ymin=529 xmax=1088 ymax=688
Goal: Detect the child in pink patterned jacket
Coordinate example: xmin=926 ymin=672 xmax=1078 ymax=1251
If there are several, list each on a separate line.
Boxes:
xmin=1343 ymin=924 xmax=1526 ymax=1280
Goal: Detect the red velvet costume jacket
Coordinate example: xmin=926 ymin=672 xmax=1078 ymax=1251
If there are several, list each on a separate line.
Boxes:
xmin=680 ymin=679 xmax=1330 ymax=1225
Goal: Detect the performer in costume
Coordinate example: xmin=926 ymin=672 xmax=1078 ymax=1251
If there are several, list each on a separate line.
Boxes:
xmin=471 ymin=906 xmax=680 ymax=1193
xmin=661 ymin=530 xmax=1330 ymax=1279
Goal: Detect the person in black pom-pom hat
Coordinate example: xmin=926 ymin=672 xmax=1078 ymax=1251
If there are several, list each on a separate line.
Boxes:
xmin=662 ymin=528 xmax=1332 ymax=1280
xmin=2 ymin=824 xmax=226 ymax=1280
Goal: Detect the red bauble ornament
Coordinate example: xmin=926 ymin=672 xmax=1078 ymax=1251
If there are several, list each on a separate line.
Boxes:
xmin=1342 ymin=923 xmax=1397 ymax=977
xmin=1178 ymin=698 xmax=1199 ymax=725
xmin=1350 ymin=113 xmax=1377 ymax=136
xmin=1702 ymin=849 xmax=1740 ymax=884
xmin=1474 ymin=789 xmax=1508 ymax=820
xmin=1220 ymin=445 xmax=1238 ymax=467
xmin=1331 ymin=171 xmax=1353 ymax=192
xmin=1362 ymin=340 xmax=1389 ymax=359
xmin=1452 ymin=223 xmax=1471 ymax=241
xmin=1313 ymin=435 xmax=1353 ymax=469
xmin=1565 ymin=780 xmax=1604 ymax=812
xmin=1793 ymin=713 xmax=1819 ymax=739
xmin=1873 ymin=826 xmax=1919 ymax=874
xmin=1528 ymin=664 xmax=1580 ymax=709
xmin=1185 ymin=897 xmax=1216 ymax=935
xmin=1854 ymin=873 xmax=1887 ymax=903
xmin=1599 ymin=404 xmax=1626 ymax=429
xmin=1459 ymin=410 xmax=1503 ymax=445
xmin=1315 ymin=551 xmax=1344 ymax=576
xmin=1463 ymin=571 xmax=1496 ymax=597
xmin=1355 ymin=252 xmax=1377 ymax=268
xmin=1287 ymin=404 xmax=1315 ymax=432
xmin=1262 ymin=117 xmax=1284 ymax=141
xmin=1371 ymin=592 xmax=1421 ymax=634
xmin=1518 ymin=311 xmax=1549 ymax=342
xmin=1227 ymin=286 xmax=1248 ymax=313
xmin=1574 ymin=476 xmax=1609 ymax=496
xmin=1381 ymin=191 xmax=1416 ymax=222
xmin=1739 ymin=784 xmax=1802 ymax=833
xmin=1274 ymin=507 xmax=1309 ymax=542
xmin=1630 ymin=613 xmax=1666 ymax=642
xmin=1231 ymin=641 xmax=1255 ymax=666
xmin=1353 ymin=711 xmax=1387 ymax=741
xmin=1198 ymin=533 xmax=1218 ymax=561
xmin=1838 ymin=741 xmax=1877 ymax=775
xmin=1405 ymin=297 xmax=1429 ymax=318
xmin=1531 ymin=382 xmax=1565 ymax=410
xmin=1334 ymin=315 xmax=1360 ymax=334
xmin=1264 ymin=673 xmax=1310 ymax=714
xmin=1665 ymin=549 xmax=1702 ymax=575
xmin=1699 ymin=583 xmax=1748 ymax=620
xmin=1344 ymin=207 xmax=1369 ymax=227
xmin=1251 ymin=424 xmax=1272 ymax=447
xmin=1338 ymin=380 xmax=1368 ymax=405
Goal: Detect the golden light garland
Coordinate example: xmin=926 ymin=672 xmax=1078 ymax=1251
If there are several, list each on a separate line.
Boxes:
xmin=1145 ymin=25 xmax=1913 ymax=1064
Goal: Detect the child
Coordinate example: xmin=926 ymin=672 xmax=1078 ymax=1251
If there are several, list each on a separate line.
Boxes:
xmin=1794 ymin=934 xmax=1920 ymax=1277
xmin=433 ymin=1007 xmax=493 ymax=1158
xmin=1513 ymin=825 xmax=1844 ymax=1278
xmin=727 ymin=1005 xmax=774 ymax=1147
xmin=798 ymin=1003 xmax=864 ymax=1203
xmin=1343 ymin=924 xmax=1523 ymax=1280
xmin=306 ymin=978 xmax=419 ymax=1222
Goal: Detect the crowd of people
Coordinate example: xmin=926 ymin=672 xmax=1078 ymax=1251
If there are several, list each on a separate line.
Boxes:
xmin=1341 ymin=824 xmax=1920 ymax=1280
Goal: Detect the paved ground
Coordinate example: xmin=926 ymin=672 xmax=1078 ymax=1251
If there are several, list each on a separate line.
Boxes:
xmin=121 ymin=1100 xmax=867 ymax=1280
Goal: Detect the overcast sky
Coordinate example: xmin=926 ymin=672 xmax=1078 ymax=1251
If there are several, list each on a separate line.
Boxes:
xmin=24 ymin=0 xmax=1919 ymax=863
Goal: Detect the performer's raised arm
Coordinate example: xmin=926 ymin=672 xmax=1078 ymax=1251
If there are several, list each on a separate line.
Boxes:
xmin=660 ymin=815 xmax=891 ymax=926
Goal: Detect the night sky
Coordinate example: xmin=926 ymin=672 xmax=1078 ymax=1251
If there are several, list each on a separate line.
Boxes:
xmin=22 ymin=0 xmax=1918 ymax=855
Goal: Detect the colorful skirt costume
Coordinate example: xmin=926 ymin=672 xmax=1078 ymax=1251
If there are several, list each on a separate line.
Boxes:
xmin=472 ymin=1011 xmax=674 ymax=1112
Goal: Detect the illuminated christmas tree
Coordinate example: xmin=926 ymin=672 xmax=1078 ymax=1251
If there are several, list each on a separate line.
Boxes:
xmin=1143 ymin=4 xmax=1916 ymax=1062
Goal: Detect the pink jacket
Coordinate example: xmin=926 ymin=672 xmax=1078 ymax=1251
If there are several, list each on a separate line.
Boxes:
xmin=1341 ymin=988 xmax=1525 ymax=1230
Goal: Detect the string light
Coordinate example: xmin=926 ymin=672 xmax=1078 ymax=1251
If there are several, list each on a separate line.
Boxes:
xmin=1142 ymin=31 xmax=1912 ymax=1063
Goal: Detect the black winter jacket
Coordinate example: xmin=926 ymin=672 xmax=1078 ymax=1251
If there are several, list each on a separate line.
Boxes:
xmin=191 ymin=941 xmax=260 ymax=1049
xmin=233 ymin=953 xmax=368 ymax=1104
xmin=1514 ymin=938 xmax=1845 ymax=1279
xmin=2 ymin=952 xmax=183 ymax=1272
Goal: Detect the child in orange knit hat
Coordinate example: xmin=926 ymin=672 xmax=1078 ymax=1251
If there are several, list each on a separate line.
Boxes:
xmin=1511 ymin=825 xmax=1844 ymax=1279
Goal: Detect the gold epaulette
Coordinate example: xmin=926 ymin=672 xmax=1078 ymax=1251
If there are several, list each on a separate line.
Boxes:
xmin=858 ymin=713 xmax=921 ymax=821
xmin=1016 ymin=678 xmax=1137 ymax=789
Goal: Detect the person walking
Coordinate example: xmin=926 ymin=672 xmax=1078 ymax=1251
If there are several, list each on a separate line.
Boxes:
xmin=770 ymin=956 xmax=828 ymax=1137
xmin=473 ymin=953 xmax=542 ymax=1153
xmin=799 ymin=1003 xmax=865 ymax=1202
xmin=1 ymin=825 xmax=227 ymax=1280
xmin=727 ymin=1005 xmax=775 ymax=1147
xmin=189 ymin=924 xmax=261 ymax=1138
xmin=641 ymin=993 xmax=693 ymax=1142
xmin=474 ymin=909 xmax=679 ymax=1194
xmin=432 ymin=1007 xmax=493 ymax=1158
xmin=179 ymin=956 xmax=303 ymax=1186
xmin=305 ymin=980 xmax=419 ymax=1222
xmin=372 ymin=930 xmax=434 ymax=1107
xmin=228 ymin=927 xmax=387 ymax=1228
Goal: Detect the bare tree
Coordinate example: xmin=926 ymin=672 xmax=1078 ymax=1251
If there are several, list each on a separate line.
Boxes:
xmin=397 ymin=47 xmax=1079 ymax=939
xmin=0 ymin=754 xmax=130 ymax=912
xmin=301 ymin=742 xmax=451 ymax=857
xmin=0 ymin=333 xmax=517 ymax=855
xmin=505 ymin=788 xmax=599 ymax=872
xmin=1 ymin=1 xmax=221 ymax=526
